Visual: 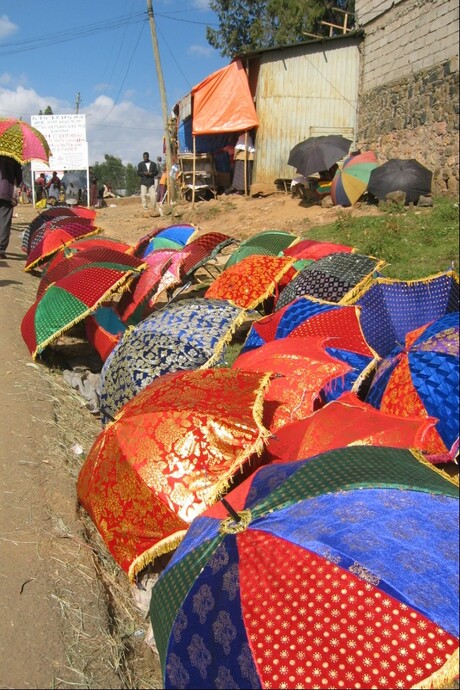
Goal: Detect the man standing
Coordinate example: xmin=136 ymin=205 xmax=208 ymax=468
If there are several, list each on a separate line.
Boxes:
xmin=0 ymin=156 xmax=22 ymax=259
xmin=137 ymin=152 xmax=158 ymax=210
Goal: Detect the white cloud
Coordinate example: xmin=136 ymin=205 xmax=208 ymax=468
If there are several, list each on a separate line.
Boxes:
xmin=0 ymin=86 xmax=165 ymax=167
xmin=0 ymin=15 xmax=18 ymax=41
xmin=188 ymin=44 xmax=214 ymax=57
xmin=192 ymin=0 xmax=210 ymax=9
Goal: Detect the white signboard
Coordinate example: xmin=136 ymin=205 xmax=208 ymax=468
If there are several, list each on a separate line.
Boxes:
xmin=31 ymin=114 xmax=88 ymax=171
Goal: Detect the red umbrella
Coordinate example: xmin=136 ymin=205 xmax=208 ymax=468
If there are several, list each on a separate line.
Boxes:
xmin=36 ymin=246 xmax=146 ymax=299
xmin=24 ymin=217 xmax=103 ymax=272
xmin=267 ymin=391 xmax=439 ymax=462
xmin=233 ymin=336 xmax=351 ymax=431
xmin=22 ymin=206 xmax=97 ymax=255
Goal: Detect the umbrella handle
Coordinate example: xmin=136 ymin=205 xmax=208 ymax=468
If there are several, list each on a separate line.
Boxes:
xmin=221 ymin=497 xmax=241 ymax=523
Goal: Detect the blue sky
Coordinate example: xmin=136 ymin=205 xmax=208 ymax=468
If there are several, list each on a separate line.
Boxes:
xmin=0 ymin=0 xmax=228 ymax=166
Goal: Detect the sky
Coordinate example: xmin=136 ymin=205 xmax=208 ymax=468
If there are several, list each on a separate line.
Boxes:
xmin=0 ymin=0 xmax=228 ymax=167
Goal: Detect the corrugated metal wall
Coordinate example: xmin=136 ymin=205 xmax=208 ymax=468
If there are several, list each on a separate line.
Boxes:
xmin=250 ymin=39 xmax=361 ymax=185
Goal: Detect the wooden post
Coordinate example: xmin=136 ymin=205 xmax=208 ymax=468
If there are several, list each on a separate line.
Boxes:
xmin=244 ymin=131 xmax=248 ymax=196
xmin=192 ymin=136 xmax=196 ymax=209
xmin=146 ymin=0 xmax=173 ymax=204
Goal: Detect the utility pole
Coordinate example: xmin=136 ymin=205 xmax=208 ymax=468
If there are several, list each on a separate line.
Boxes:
xmin=75 ymin=92 xmax=81 ymax=114
xmin=146 ymin=0 xmax=173 ymax=203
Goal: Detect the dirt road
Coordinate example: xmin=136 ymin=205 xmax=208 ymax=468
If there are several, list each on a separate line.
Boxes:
xmin=0 ymin=193 xmax=387 ymax=688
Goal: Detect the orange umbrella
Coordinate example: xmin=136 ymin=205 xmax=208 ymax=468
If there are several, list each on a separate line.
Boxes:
xmin=233 ymin=336 xmax=352 ymax=431
xmin=77 ymin=368 xmax=271 ymax=582
xmin=267 ymin=392 xmax=438 ymax=463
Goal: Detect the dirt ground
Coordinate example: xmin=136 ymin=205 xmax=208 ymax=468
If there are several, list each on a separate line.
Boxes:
xmin=0 ymin=191 xmax=416 ymax=689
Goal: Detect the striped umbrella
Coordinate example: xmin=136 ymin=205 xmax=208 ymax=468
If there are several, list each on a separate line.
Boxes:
xmin=331 ymin=150 xmax=379 ymax=207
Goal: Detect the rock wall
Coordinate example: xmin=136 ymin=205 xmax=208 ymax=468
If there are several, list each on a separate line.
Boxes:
xmin=355 ymin=0 xmax=459 ymax=196
xmin=357 ymin=58 xmax=459 ymax=195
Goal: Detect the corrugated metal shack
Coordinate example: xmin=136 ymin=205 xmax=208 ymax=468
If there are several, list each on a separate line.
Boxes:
xmin=237 ymin=31 xmax=363 ymax=192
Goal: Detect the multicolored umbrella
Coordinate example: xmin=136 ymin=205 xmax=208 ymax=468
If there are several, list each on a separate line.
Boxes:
xmin=24 ymin=217 xmax=103 ymax=272
xmin=233 ymin=336 xmax=352 ymax=431
xmin=242 ymin=295 xmax=377 ymax=403
xmin=331 ymin=150 xmax=379 ymax=206
xmin=140 ymin=224 xmax=198 ymax=257
xmin=77 ymin=368 xmax=271 ymax=582
xmin=85 ymin=303 xmax=127 ymax=362
xmin=21 ymin=262 xmax=144 ymax=360
xmin=224 ymin=230 xmax=299 ymax=270
xmin=179 ymin=232 xmax=236 ymax=281
xmin=0 ymin=117 xmax=51 ymax=164
xmin=21 ymin=206 xmax=97 ymax=255
xmin=368 ymin=158 xmax=432 ymax=204
xmin=36 ymin=246 xmax=145 ymax=299
xmin=205 ymin=255 xmax=295 ymax=310
xmin=113 ymin=249 xmax=179 ymax=324
xmin=350 ymin=269 xmax=460 ymax=357
xmin=266 ymin=392 xmax=438 ymax=463
xmin=275 ymin=252 xmax=385 ymax=311
xmin=150 ymin=446 xmax=459 ymax=690
xmin=99 ymin=298 xmax=253 ymax=424
xmin=287 ymin=134 xmax=352 ymax=177
xmin=365 ymin=312 xmax=459 ymax=462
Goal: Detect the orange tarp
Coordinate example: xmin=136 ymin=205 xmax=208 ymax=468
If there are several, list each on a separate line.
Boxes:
xmin=191 ymin=60 xmax=259 ymax=135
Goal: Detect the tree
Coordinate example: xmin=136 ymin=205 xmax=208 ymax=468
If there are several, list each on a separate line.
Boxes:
xmin=207 ymin=0 xmax=355 ymax=58
xmin=93 ymin=154 xmax=126 ymax=194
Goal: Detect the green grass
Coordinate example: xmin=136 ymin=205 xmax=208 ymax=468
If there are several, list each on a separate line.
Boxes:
xmin=302 ymin=196 xmax=459 ymax=280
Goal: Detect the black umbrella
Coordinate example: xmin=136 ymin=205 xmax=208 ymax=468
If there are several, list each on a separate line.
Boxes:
xmin=61 ymin=172 xmax=86 ymax=189
xmin=288 ymin=135 xmax=352 ymax=177
xmin=367 ymin=159 xmax=432 ymax=204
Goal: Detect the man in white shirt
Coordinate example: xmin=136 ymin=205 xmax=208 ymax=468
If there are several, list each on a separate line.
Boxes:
xmin=137 ymin=152 xmax=158 ymax=210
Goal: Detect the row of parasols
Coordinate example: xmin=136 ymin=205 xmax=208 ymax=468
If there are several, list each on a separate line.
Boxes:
xmin=19 ymin=206 xmax=459 ymax=690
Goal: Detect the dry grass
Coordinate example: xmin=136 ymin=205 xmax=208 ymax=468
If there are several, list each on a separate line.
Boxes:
xmin=28 ymin=357 xmax=163 ymax=689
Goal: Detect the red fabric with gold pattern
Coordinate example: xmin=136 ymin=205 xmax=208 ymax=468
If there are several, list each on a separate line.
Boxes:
xmin=283 ymin=238 xmax=355 ymax=260
xmin=77 ymin=368 xmax=270 ymax=581
xmin=205 ymin=254 xmax=295 ymax=309
xmin=239 ymin=529 xmax=458 ymax=690
xmin=233 ymin=336 xmax=351 ymax=431
xmin=267 ymin=392 xmax=439 ymax=462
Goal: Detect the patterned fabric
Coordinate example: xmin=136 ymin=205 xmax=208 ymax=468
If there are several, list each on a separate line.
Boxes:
xmin=77 ymin=368 xmax=271 ymax=581
xmin=37 ymin=247 xmax=145 ymax=299
xmin=224 ymin=230 xmax=299 ymax=270
xmin=205 ymin=255 xmax=295 ymax=310
xmin=366 ymin=312 xmax=459 ymax=461
xmin=20 ymin=264 xmax=143 ymax=359
xmin=242 ymin=296 xmax=376 ymax=403
xmin=233 ymin=336 xmax=351 ymax=431
xmin=0 ymin=117 xmax=51 ymax=164
xmin=351 ymin=270 xmax=460 ymax=358
xmin=267 ymin=392 xmax=439 ymax=462
xmin=99 ymin=298 xmax=252 ymax=424
xmin=25 ymin=217 xmax=103 ymax=272
xmin=150 ymin=446 xmax=459 ymax=690
xmin=275 ymin=253 xmax=385 ymax=311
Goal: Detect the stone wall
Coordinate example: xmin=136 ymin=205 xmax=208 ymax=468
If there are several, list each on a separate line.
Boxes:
xmin=355 ymin=0 xmax=459 ymax=196
xmin=357 ymin=58 xmax=459 ymax=195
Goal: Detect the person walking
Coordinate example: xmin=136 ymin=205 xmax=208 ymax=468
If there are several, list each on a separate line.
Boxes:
xmin=0 ymin=155 xmax=22 ymax=259
xmin=137 ymin=152 xmax=158 ymax=210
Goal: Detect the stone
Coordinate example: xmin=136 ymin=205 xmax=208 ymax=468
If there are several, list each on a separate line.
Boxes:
xmin=385 ymin=190 xmax=407 ymax=205
xmin=417 ymin=195 xmax=434 ymax=207
xmin=321 ymin=195 xmax=334 ymax=208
